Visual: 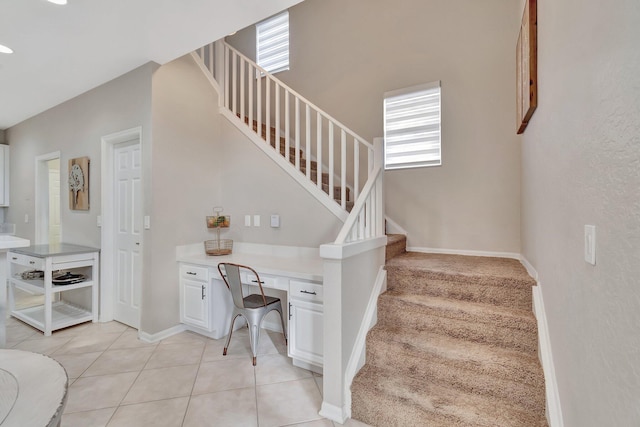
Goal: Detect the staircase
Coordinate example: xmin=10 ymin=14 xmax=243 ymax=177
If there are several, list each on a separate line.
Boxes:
xmin=194 ymin=40 xmax=377 ymax=224
xmin=241 ymin=114 xmax=353 ymax=209
xmin=351 ymin=244 xmax=548 ymax=426
xmin=191 ymin=37 xmax=547 ymax=426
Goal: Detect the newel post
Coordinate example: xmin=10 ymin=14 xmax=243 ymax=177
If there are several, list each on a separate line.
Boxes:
xmin=373 ymin=137 xmax=385 ymax=236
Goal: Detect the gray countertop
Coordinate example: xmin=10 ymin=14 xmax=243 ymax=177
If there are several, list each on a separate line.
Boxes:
xmin=10 ymin=243 xmax=100 ymax=258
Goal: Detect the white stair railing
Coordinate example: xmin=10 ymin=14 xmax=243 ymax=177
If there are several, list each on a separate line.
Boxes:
xmin=334 ymin=137 xmax=385 ymax=243
xmin=194 ymin=40 xmax=375 ymax=214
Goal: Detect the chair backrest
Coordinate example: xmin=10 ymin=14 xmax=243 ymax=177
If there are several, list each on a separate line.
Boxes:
xmin=217 ymin=263 xmax=267 ymax=308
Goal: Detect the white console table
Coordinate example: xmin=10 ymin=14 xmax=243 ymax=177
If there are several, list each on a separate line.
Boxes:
xmin=177 ymin=242 xmax=324 ymax=372
xmin=8 ymin=244 xmax=99 ymax=336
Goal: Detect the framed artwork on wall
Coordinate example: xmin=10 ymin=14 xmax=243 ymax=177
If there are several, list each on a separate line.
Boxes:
xmin=516 ymin=0 xmax=537 ymax=134
xmin=69 ymin=156 xmax=89 ymax=210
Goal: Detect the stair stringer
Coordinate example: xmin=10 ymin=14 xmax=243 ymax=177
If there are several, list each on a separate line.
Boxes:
xmin=219 ymin=108 xmax=349 ymax=222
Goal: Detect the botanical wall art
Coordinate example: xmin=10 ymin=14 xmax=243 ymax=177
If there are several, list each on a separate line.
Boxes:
xmin=516 ymin=0 xmax=537 ymax=134
xmin=68 ymin=156 xmax=89 ymax=210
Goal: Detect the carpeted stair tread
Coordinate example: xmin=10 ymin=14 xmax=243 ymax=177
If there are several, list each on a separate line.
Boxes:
xmin=351 ymin=364 xmax=548 ymax=427
xmin=386 ymin=267 xmax=533 ymax=311
xmin=351 ymin=252 xmax=547 ymax=426
xmin=386 ymin=253 xmax=534 ymax=310
xmin=385 ymin=234 xmax=407 ymax=261
xmin=366 ymin=326 xmax=544 ymax=389
xmin=387 ymin=252 xmax=536 ymax=287
xmin=363 ymin=327 xmax=545 ymax=411
xmin=377 ymin=293 xmax=538 ymax=354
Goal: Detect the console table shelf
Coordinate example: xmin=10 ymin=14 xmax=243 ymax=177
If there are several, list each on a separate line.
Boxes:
xmin=8 ymin=244 xmax=99 ymax=336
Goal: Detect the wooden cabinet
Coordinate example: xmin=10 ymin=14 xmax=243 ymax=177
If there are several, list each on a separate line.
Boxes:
xmin=0 ymin=145 xmax=9 ymax=206
xmin=8 ymin=245 xmax=99 ymax=336
xmin=179 ymin=264 xmax=236 ymax=339
xmin=288 ymin=280 xmax=323 ymax=369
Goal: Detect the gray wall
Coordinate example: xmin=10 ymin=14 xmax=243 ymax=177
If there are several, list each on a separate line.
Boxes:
xmin=228 ymin=0 xmax=523 ymax=253
xmin=520 ymin=0 xmax=640 ymax=425
xmin=6 ymin=63 xmax=156 ymax=245
xmin=145 ymin=55 xmax=222 ymax=333
xmin=5 ymin=51 xmax=344 ymax=336
xmin=145 ymin=54 xmax=342 ymax=334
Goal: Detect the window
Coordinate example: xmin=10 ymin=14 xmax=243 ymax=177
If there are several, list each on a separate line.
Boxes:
xmin=256 ymin=11 xmax=289 ymax=74
xmin=383 ymin=81 xmax=441 ymax=170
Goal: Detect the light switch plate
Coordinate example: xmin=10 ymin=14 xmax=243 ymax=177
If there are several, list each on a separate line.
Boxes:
xmin=253 ymin=215 xmax=261 ymax=227
xmin=97 ymin=215 xmax=102 ymax=227
xmin=585 ymin=225 xmax=596 ymax=265
xmin=245 ymin=215 xmax=251 ymax=227
xmin=144 ymin=216 xmax=151 ymax=230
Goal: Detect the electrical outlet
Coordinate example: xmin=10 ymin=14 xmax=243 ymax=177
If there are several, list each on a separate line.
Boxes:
xmin=585 ymin=225 xmax=596 ymax=265
xmin=270 ymin=214 xmax=280 ymax=228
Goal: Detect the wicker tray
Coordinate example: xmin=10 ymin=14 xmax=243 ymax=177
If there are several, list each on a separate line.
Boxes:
xmin=204 ymin=239 xmax=233 ymax=256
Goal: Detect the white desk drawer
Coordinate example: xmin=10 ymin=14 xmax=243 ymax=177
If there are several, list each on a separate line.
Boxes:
xmin=180 ymin=264 xmax=209 ymax=282
xmin=290 ymin=280 xmax=323 ymax=303
xmin=9 ymin=253 xmax=45 ymax=270
xmin=243 ymin=272 xmax=278 ymax=290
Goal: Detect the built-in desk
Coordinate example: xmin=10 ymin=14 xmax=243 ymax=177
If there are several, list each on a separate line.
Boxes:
xmin=177 ymin=242 xmax=324 ymax=371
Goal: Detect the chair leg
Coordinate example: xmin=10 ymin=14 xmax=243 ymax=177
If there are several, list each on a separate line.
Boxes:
xmin=223 ymin=314 xmax=239 ymax=356
xmin=249 ymin=322 xmax=260 ymax=366
xmin=277 ymin=306 xmax=287 ymax=346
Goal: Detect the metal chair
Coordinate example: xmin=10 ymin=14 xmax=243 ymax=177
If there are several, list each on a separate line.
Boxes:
xmin=217 ymin=262 xmax=287 ymax=365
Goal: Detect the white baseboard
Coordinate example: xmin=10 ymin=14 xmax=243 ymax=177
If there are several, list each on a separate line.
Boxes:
xmin=319 ymin=401 xmax=348 ymax=425
xmin=532 ymin=282 xmax=564 ymax=427
xmin=384 ymin=216 xmax=408 ymax=235
xmin=518 ymin=255 xmax=539 ymax=281
xmin=138 ymin=324 xmax=187 ymax=343
xmin=407 ymin=246 xmax=521 ymax=260
xmin=342 ymin=266 xmax=387 ymax=420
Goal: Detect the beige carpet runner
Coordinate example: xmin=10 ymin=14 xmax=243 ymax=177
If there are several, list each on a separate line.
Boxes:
xmin=351 ymin=249 xmax=548 ymax=426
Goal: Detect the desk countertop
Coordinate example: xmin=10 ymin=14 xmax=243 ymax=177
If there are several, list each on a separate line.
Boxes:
xmin=177 ymin=243 xmax=323 ymax=282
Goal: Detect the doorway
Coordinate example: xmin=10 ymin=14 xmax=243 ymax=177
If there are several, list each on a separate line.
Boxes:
xmin=35 ymin=152 xmax=61 ymax=245
xmin=101 ymin=127 xmax=143 ymax=329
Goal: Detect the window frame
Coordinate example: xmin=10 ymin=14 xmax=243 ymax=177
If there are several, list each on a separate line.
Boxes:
xmin=383 ymin=81 xmax=442 ymax=171
xmin=256 ymin=11 xmax=290 ymax=75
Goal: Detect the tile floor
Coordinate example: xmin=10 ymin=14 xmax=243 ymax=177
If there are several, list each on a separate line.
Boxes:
xmin=4 ymin=316 xmax=370 ymax=427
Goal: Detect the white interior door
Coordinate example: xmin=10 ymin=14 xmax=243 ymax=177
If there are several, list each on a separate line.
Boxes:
xmin=113 ymin=139 xmax=142 ymax=328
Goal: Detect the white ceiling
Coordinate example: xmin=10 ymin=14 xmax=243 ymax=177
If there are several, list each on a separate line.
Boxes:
xmin=0 ymin=0 xmax=303 ymax=130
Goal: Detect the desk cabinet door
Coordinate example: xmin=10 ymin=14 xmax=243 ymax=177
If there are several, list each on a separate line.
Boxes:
xmin=289 ymin=299 xmax=323 ymax=367
xmin=181 ymin=279 xmax=209 ymax=329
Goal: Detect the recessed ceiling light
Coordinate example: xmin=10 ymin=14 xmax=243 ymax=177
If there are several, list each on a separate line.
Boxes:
xmin=0 ymin=44 xmax=13 ymax=54
xmin=47 ymin=0 xmax=68 ymax=4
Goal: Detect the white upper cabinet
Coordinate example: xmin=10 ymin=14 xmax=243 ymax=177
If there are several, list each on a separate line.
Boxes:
xmin=0 ymin=145 xmax=9 ymax=206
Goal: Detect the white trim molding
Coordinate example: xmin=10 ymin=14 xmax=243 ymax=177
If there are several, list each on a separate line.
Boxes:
xmin=100 ymin=126 xmax=143 ymax=324
xmin=343 ymin=266 xmax=386 ymax=420
xmin=138 ymin=324 xmax=186 ymax=344
xmin=531 ymin=272 xmax=564 ymax=427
